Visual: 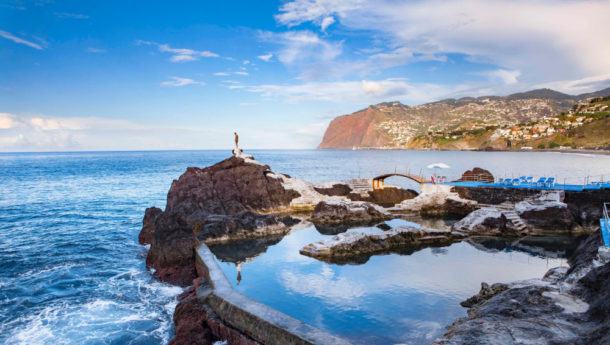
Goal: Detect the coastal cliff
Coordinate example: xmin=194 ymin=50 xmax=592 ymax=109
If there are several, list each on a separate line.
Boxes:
xmin=318 ymin=88 xmax=610 ymax=150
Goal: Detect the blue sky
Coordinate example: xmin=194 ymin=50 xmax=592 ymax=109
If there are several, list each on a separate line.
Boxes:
xmin=1 ymin=0 xmax=610 ymax=151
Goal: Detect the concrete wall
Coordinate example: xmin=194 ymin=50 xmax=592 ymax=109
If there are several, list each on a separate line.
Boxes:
xmin=195 ymin=244 xmax=351 ymax=345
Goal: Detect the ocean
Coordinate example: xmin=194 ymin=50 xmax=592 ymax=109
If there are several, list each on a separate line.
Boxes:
xmin=0 ymin=150 xmax=608 ymax=344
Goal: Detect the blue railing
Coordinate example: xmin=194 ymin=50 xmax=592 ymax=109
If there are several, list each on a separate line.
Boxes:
xmin=601 ymin=203 xmax=610 ymax=248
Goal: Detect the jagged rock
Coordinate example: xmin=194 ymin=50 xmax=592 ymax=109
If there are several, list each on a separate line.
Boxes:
xmin=348 ymin=186 xmax=418 ymax=207
xmin=141 ymin=154 xmax=305 ymax=285
xmin=311 ymin=200 xmax=390 ymax=226
xmin=515 ymin=192 xmax=574 ymax=230
xmin=455 ymin=167 xmax=494 ymax=183
xmin=146 ymin=211 xmax=200 ymax=286
xmin=300 ymin=226 xmax=456 ymax=261
xmin=187 ymin=211 xmax=299 ymax=243
xmin=460 ymin=282 xmax=508 ymax=307
xmin=314 ymin=183 xmax=352 ymax=196
xmin=170 ymin=279 xmax=257 ymax=345
xmin=399 ymin=191 xmax=477 ymax=218
xmin=434 ymin=231 xmax=610 ymax=345
xmin=139 ymin=207 xmax=163 ymax=245
xmin=166 ymin=156 xmax=300 ymax=216
xmin=452 ymin=207 xmax=521 ymax=235
xmin=170 ymin=282 xmax=217 ymax=345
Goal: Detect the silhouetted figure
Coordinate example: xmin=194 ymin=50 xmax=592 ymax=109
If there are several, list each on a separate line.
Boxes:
xmin=236 ymin=263 xmax=242 ymax=285
xmin=234 ymin=132 xmax=239 ymax=151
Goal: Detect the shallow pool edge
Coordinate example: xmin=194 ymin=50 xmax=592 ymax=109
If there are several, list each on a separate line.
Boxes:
xmin=195 ymin=244 xmax=352 ymax=345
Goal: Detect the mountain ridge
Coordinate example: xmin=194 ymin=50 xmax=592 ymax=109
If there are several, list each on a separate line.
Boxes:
xmin=318 ymin=87 xmax=610 ymax=150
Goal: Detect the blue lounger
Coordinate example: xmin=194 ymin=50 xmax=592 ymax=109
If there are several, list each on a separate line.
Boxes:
xmin=536 ymin=177 xmax=546 ymax=187
xmin=546 ymin=177 xmax=555 ymax=188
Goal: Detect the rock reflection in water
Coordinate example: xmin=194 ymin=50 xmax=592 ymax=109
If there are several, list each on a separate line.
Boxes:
xmin=208 ymin=235 xmax=285 ymax=284
xmin=466 ymin=234 xmax=587 ymax=259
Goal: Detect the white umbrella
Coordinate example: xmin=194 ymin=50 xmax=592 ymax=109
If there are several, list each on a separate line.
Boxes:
xmin=427 ymin=163 xmax=450 ymax=183
xmin=427 ymin=163 xmax=450 ymax=169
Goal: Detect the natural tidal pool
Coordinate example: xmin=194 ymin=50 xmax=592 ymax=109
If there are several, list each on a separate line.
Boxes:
xmin=210 ymin=220 xmax=584 ymax=345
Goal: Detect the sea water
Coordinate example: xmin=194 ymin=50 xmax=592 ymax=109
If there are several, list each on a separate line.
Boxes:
xmin=0 ymin=150 xmax=608 ymax=344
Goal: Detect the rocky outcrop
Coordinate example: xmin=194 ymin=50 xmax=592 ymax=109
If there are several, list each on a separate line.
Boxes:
xmin=515 ymin=192 xmax=574 ymax=230
xmin=143 ymin=153 xmax=303 ymax=286
xmin=455 ymin=167 xmax=494 ymax=183
xmin=146 ymin=211 xmax=201 ymax=286
xmin=166 ymin=155 xmax=300 ymax=216
xmin=314 ymin=183 xmax=352 ymax=196
xmin=170 ymin=279 xmax=257 ymax=345
xmin=348 ymin=186 xmax=418 ymax=207
xmin=189 ymin=211 xmax=299 ymax=243
xmin=433 ymin=231 xmax=610 ymax=345
xmin=139 ymin=206 xmax=162 ymax=245
xmin=397 ymin=190 xmax=477 ymax=218
xmin=300 ymin=226 xmax=460 ymax=262
xmin=311 ymin=200 xmax=390 ymax=226
xmin=452 ymin=207 xmax=522 ymax=235
xmin=459 ymin=282 xmax=508 ymax=308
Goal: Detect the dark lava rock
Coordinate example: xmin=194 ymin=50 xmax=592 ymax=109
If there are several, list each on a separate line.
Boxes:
xmin=433 ymin=285 xmax=582 ymax=345
xmin=348 ymin=186 xmax=418 ymax=207
xmin=146 ymin=211 xmax=200 ymax=286
xmin=515 ymin=197 xmax=574 ymax=230
xmin=460 ymin=282 xmax=508 ymax=308
xmin=301 ymin=226 xmax=457 ymax=262
xmin=142 ymin=155 xmax=303 ymax=285
xmin=314 ymin=183 xmax=352 ymax=196
xmin=187 ymin=211 xmax=299 ymax=242
xmin=138 ymin=207 xmax=163 ymax=245
xmin=311 ymin=200 xmax=390 ymax=225
xmin=573 ymin=261 xmax=610 ymax=345
xmin=455 ymin=167 xmax=494 ymax=183
xmin=169 ymin=278 xmax=257 ymax=345
xmin=452 ymin=208 xmax=521 ymax=235
xmin=567 ymin=230 xmax=602 ymax=275
xmin=418 ymin=196 xmax=477 ymax=218
xmin=169 ymin=285 xmax=217 ymax=345
xmin=376 ymin=223 xmax=392 ymax=231
xmin=166 ymin=156 xmax=300 ymax=216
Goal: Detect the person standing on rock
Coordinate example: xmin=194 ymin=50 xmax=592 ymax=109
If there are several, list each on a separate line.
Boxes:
xmin=234 ymin=132 xmax=239 ymax=151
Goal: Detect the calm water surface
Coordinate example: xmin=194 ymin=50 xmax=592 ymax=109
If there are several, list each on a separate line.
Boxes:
xmin=0 ymin=150 xmax=607 ymax=344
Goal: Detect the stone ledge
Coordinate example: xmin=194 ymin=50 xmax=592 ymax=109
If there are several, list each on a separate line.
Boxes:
xmin=195 ymin=244 xmax=351 ymax=345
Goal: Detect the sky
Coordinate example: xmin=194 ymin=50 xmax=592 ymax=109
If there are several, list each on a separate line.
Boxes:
xmin=1 ymin=0 xmax=610 ymax=151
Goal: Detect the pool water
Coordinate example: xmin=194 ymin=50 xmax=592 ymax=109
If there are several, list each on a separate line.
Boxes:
xmin=210 ymin=221 xmax=581 ymax=345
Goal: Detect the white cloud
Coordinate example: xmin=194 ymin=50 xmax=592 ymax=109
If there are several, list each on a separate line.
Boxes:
xmin=137 ymin=40 xmax=220 ymax=63
xmin=234 ymin=71 xmax=248 ymax=76
xmin=214 ymin=72 xmax=230 ymax=76
xmin=0 ymin=113 xmax=230 ymax=151
xmin=276 ymin=0 xmax=610 ymax=84
xmin=243 ymin=60 xmax=250 ymax=65
xmin=257 ymin=53 xmax=273 ymax=62
xmin=536 ymin=73 xmax=610 ymax=95
xmin=259 ymin=30 xmax=341 ymax=66
xmin=0 ymin=30 xmax=44 ymax=50
xmin=320 ymin=16 xmax=335 ymax=31
xmin=160 ymin=77 xmax=205 ymax=87
xmin=85 ymin=47 xmax=106 ymax=53
xmin=0 ymin=113 xmax=19 ymax=129
xmin=479 ymin=69 xmax=521 ymax=85
xmin=54 ymin=12 xmax=89 ymax=19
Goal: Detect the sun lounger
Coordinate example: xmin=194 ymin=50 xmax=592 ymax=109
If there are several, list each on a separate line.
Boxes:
xmin=536 ymin=177 xmax=546 ymax=187
xmin=545 ymin=177 xmax=555 ymax=188
xmin=512 ymin=178 xmax=520 ymax=185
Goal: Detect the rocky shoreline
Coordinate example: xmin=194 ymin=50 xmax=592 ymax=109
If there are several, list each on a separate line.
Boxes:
xmin=138 ymin=150 xmax=609 ymax=344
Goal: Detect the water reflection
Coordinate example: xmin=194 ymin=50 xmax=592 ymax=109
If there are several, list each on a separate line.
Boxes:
xmin=210 ymin=220 xmax=582 ymax=345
